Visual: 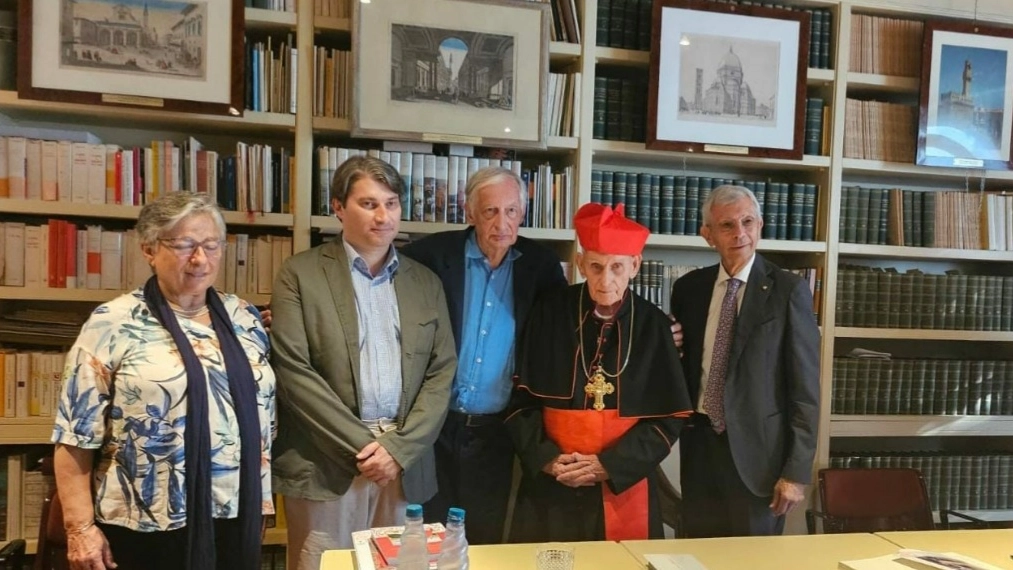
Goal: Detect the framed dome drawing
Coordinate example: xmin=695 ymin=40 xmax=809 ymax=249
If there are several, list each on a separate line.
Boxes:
xmin=646 ymin=0 xmax=810 ymax=160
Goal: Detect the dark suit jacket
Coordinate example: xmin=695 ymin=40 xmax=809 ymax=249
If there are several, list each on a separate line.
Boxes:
xmin=270 ymin=237 xmax=457 ymax=504
xmin=670 ymin=254 xmax=820 ymax=497
xmin=400 ymin=228 xmax=568 ymax=354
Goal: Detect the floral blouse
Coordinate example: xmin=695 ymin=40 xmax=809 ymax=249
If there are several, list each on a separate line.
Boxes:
xmin=52 ymin=289 xmax=277 ymax=532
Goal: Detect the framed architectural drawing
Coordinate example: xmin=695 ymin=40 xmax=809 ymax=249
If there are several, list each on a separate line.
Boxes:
xmin=647 ymin=0 xmax=809 ymax=159
xmin=917 ymin=19 xmax=1013 ymax=171
xmin=19 ymin=0 xmax=245 ymax=116
xmin=353 ymin=0 xmax=550 ymax=149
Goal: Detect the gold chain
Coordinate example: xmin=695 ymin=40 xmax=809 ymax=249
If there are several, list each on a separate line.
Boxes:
xmin=577 ymin=283 xmax=634 ymax=380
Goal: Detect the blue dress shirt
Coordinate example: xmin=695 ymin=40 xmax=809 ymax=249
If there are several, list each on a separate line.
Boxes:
xmin=453 ymin=233 xmax=519 ymax=414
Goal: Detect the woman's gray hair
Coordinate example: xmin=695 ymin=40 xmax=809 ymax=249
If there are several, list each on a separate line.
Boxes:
xmin=136 ymin=192 xmax=227 ymax=246
xmin=465 ymin=166 xmax=527 ymax=216
xmin=701 ymin=185 xmax=762 ymax=227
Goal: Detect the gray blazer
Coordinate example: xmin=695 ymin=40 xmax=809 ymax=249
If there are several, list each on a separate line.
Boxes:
xmin=671 ymin=254 xmax=821 ymax=496
xmin=270 ymin=236 xmax=456 ymax=503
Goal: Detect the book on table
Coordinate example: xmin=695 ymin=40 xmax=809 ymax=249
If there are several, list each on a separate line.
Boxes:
xmin=840 ymin=549 xmax=1004 ymax=570
xmin=350 ymin=523 xmax=446 ymax=570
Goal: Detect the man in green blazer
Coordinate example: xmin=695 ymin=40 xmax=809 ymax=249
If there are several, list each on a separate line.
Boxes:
xmin=270 ymin=156 xmax=456 ymax=570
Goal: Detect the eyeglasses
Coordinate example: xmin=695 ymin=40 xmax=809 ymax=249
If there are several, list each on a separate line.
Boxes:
xmin=158 ymin=238 xmax=226 ymax=257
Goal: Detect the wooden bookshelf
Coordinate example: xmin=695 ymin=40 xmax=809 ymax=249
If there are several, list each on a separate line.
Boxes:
xmin=246 ymin=7 xmax=298 ymax=31
xmin=0 ymin=418 xmax=55 ymax=445
xmin=646 ymin=234 xmax=827 ymax=253
xmin=0 ymin=91 xmax=295 ymax=137
xmin=834 ymin=328 xmax=1013 ymax=342
xmin=846 ymin=73 xmax=920 ymax=94
xmin=549 ymin=41 xmax=582 ymax=65
xmin=0 ymin=287 xmax=271 ymax=306
xmin=592 ymin=140 xmax=831 ymax=172
xmin=841 ymin=158 xmax=1013 ymax=183
xmin=838 ymin=243 xmax=1013 ymax=262
xmin=830 ymin=415 xmax=1013 ymax=437
xmin=315 ymin=16 xmax=351 ymax=32
xmin=0 ymin=200 xmax=293 ymax=228
xmin=594 ymin=47 xmax=650 ymax=66
xmin=310 ymin=216 xmax=575 ymax=242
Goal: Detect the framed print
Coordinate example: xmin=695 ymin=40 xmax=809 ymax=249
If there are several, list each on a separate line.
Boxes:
xmin=19 ymin=0 xmax=245 ymax=116
xmin=353 ymin=0 xmax=550 ymax=149
xmin=646 ymin=0 xmax=810 ymax=159
xmin=917 ymin=20 xmax=1013 ymax=171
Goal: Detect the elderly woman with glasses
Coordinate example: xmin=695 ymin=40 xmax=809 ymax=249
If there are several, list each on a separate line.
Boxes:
xmin=51 ymin=192 xmax=276 ymax=570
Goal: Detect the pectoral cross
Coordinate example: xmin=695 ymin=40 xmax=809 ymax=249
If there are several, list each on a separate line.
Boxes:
xmin=585 ymin=367 xmax=615 ymax=411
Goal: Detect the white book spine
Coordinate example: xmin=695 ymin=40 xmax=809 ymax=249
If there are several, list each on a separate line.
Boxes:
xmin=100 ymin=231 xmax=123 ymax=290
xmin=224 ymin=235 xmax=237 ymax=293
xmin=77 ymin=229 xmax=87 ymax=289
xmin=7 ymin=136 xmax=26 ymax=199
xmin=25 ymin=139 xmax=42 ymax=200
xmin=40 ymin=223 xmax=49 ymax=287
xmin=87 ymin=144 xmax=107 ymax=205
xmin=3 ymin=222 xmax=25 ymax=286
xmin=23 ymin=225 xmax=41 ymax=288
xmin=41 ymin=140 xmax=59 ymax=201
xmin=70 ymin=142 xmax=90 ymax=203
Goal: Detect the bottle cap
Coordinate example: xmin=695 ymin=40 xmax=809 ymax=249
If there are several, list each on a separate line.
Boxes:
xmin=447 ymin=507 xmax=466 ymax=523
xmin=406 ymin=504 xmax=423 ymax=518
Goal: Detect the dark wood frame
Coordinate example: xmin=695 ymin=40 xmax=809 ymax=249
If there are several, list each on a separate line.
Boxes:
xmin=646 ymin=0 xmax=810 ymax=159
xmin=18 ymin=0 xmax=245 ymax=116
xmin=917 ymin=19 xmax=1013 ymax=171
xmin=351 ymin=0 xmax=550 ymax=149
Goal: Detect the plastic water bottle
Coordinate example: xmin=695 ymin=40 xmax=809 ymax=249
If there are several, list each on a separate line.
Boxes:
xmin=437 ymin=507 xmax=469 ymax=570
xmin=397 ymin=504 xmax=428 ymax=570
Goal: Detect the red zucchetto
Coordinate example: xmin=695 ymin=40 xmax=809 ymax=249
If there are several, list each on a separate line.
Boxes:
xmin=574 ymin=203 xmax=649 ymax=255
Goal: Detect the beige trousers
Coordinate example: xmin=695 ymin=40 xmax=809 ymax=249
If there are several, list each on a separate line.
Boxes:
xmin=285 ymin=421 xmax=407 ymax=570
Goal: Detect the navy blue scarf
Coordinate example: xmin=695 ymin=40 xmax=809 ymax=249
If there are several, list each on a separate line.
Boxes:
xmin=144 ymin=276 xmax=262 ymax=570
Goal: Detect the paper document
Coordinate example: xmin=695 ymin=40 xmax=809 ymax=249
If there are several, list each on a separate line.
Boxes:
xmin=839 ymin=550 xmax=1005 ymax=570
xmin=645 ymin=553 xmax=710 ymax=570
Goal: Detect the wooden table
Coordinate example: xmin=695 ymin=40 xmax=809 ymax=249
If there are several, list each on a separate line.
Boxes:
xmin=621 ymin=533 xmax=901 ymax=570
xmin=876 ymin=529 xmax=1013 ymax=569
xmin=320 ymin=540 xmax=643 ymax=570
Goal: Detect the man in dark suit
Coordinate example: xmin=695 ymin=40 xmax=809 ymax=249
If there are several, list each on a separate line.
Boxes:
xmin=670 ymin=184 xmax=820 ymax=537
xmin=400 ymin=166 xmax=568 ymax=544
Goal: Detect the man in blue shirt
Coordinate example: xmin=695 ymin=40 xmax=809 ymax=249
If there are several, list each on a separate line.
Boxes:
xmin=401 ymin=166 xmax=567 ymax=544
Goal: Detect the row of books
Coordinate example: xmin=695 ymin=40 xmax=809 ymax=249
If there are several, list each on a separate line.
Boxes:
xmin=313 ymin=0 xmax=349 ymax=18
xmin=832 ymin=358 xmax=1013 ymax=416
xmin=630 ymin=261 xmax=699 ymax=312
xmin=0 ymin=136 xmax=294 ymax=215
xmin=589 ymin=172 xmax=820 ymax=242
xmin=592 ymin=75 xmax=647 ymax=143
xmin=843 ymin=99 xmax=918 ymax=163
xmin=829 ymin=454 xmax=1013 ymax=512
xmin=548 ymin=0 xmax=581 ymax=44
xmin=313 ymin=46 xmax=351 ymax=120
xmin=246 ymin=0 xmax=294 ymax=11
xmin=840 ymin=187 xmax=1013 ymax=251
xmin=246 ymin=34 xmax=298 ymax=115
xmin=595 ymin=0 xmax=652 ymax=51
xmin=315 ymin=146 xmax=575 ymax=230
xmin=1 ymin=450 xmax=53 ymax=542
xmin=0 ymin=350 xmax=65 ymax=419
xmin=547 ymin=72 xmax=582 ymax=138
xmin=0 ymin=221 xmax=293 ymax=297
xmin=594 ymin=0 xmax=833 ymax=70
xmin=848 ymin=14 xmax=924 ymax=77
xmin=835 ymin=267 xmax=1013 ymax=331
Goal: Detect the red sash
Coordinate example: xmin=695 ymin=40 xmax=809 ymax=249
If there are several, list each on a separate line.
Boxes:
xmin=543 ymin=408 xmax=648 ymax=541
